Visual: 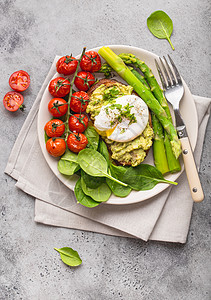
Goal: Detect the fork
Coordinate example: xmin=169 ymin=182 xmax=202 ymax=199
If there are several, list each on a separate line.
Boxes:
xmin=155 ymin=55 xmax=204 ymax=202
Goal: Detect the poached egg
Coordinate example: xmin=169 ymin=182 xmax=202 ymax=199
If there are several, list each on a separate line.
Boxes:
xmin=94 ymin=95 xmax=149 ymax=142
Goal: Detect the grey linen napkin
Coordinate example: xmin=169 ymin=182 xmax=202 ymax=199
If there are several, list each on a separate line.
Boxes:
xmin=5 ymin=56 xmax=211 ymax=243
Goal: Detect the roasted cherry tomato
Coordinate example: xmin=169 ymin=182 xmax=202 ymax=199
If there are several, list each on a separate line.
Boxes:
xmin=48 ymin=77 xmax=70 ymax=97
xmin=68 ymin=114 xmax=88 ymax=133
xmin=80 ymin=51 xmax=101 ymax=73
xmin=74 ymin=71 xmax=95 ymax=92
xmin=48 ymin=98 xmax=68 ymax=117
xmin=46 ymin=138 xmax=66 ymax=157
xmin=3 ymin=91 xmax=24 ymax=112
xmin=67 ymin=133 xmax=88 ymax=153
xmin=9 ymin=70 xmax=30 ymax=92
xmin=56 ymin=55 xmax=78 ymax=75
xmin=70 ymin=91 xmax=89 ymax=113
xmin=44 ymin=119 xmax=65 ymax=137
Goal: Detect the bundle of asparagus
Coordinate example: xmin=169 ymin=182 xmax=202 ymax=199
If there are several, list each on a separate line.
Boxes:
xmin=98 ymin=47 xmax=181 ymax=174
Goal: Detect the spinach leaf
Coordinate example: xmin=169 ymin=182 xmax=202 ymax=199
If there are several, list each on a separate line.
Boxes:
xmin=123 ymin=164 xmax=178 ymax=191
xmin=74 ymin=178 xmax=100 ymax=208
xmin=106 ymin=178 xmax=131 ymax=197
xmin=98 ymin=139 xmax=110 ymax=165
xmin=58 ymin=150 xmax=80 ymax=175
xmin=106 ymin=164 xmax=131 ymax=197
xmin=77 ymin=149 xmax=128 ymax=186
xmin=84 ymin=126 xmax=99 ymax=150
xmin=54 ymin=247 xmax=82 ymax=267
xmin=81 ymin=177 xmax=111 ymax=202
xmin=147 ymin=10 xmax=175 ymax=50
xmin=81 ymin=169 xmax=105 ymax=189
xmin=109 ymin=163 xmax=129 ymax=181
xmin=58 ymin=160 xmax=79 ymax=175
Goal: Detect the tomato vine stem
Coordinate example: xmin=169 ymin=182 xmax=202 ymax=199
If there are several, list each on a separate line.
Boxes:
xmin=64 ymin=47 xmax=86 ymax=141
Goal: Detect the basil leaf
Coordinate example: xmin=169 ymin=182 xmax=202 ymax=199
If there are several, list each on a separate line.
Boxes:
xmin=74 ymin=178 xmax=100 ymax=208
xmin=77 ymin=149 xmax=128 ymax=186
xmin=81 ymin=177 xmax=111 ymax=202
xmin=54 ymin=247 xmax=82 ymax=267
xmin=84 ymin=126 xmax=99 ymax=150
xmin=98 ymin=139 xmax=110 ymax=166
xmin=147 ymin=10 xmax=175 ymax=50
xmin=123 ymin=164 xmax=177 ymax=191
xmin=81 ymin=169 xmax=105 ymax=189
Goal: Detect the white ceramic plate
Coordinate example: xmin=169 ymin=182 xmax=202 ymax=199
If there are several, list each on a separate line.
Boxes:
xmin=37 ymin=45 xmax=198 ymax=205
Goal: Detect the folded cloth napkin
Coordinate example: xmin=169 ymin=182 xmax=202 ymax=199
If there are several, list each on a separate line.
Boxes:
xmin=5 ymin=56 xmax=211 ymax=243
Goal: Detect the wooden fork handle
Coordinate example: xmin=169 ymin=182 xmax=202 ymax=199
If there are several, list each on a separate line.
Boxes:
xmin=180 ymin=137 xmax=204 ymax=202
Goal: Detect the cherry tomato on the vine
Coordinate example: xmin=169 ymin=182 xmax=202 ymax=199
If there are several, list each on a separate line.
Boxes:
xmin=48 ymin=77 xmax=70 ymax=97
xmin=48 ymin=98 xmax=68 ymax=117
xmin=56 ymin=55 xmax=78 ymax=75
xmin=68 ymin=114 xmax=88 ymax=133
xmin=74 ymin=71 xmax=95 ymax=92
xmin=9 ymin=70 xmax=30 ymax=92
xmin=70 ymin=91 xmax=89 ymax=113
xmin=46 ymin=138 xmax=66 ymax=157
xmin=44 ymin=119 xmax=65 ymax=137
xmin=3 ymin=91 xmax=25 ymax=112
xmin=80 ymin=51 xmax=101 ymax=73
xmin=67 ymin=133 xmax=88 ymax=153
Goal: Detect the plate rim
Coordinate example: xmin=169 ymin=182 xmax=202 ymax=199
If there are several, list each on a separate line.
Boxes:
xmin=37 ymin=45 xmax=198 ymax=205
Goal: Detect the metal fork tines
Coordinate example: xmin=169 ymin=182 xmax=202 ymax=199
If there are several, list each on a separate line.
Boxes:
xmin=155 ymin=55 xmax=204 ymax=203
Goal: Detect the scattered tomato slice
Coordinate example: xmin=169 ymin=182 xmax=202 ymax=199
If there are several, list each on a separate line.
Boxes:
xmin=9 ymin=70 xmax=30 ymax=92
xmin=3 ymin=91 xmax=24 ymax=112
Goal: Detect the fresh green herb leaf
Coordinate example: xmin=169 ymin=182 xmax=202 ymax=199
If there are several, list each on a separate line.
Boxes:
xmin=103 ymin=86 xmax=120 ymax=102
xmin=81 ymin=177 xmax=111 ymax=202
xmin=81 ymin=169 xmax=105 ymax=189
xmin=54 ymin=247 xmax=82 ymax=267
xmin=123 ymin=164 xmax=177 ymax=191
xmin=84 ymin=126 xmax=99 ymax=150
xmin=74 ymin=178 xmax=100 ymax=208
xmin=77 ymin=149 xmax=128 ymax=186
xmin=147 ymin=10 xmax=175 ymax=50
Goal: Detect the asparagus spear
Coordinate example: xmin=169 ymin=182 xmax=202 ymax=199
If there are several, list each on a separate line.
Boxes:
xmin=151 ymin=112 xmax=169 ymax=174
xmin=98 ymin=46 xmax=182 ymax=159
xmin=118 ymin=53 xmax=181 ymax=172
xmin=129 ymin=67 xmax=169 ymax=174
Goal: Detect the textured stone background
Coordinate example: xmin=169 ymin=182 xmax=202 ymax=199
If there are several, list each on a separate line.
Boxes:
xmin=0 ymin=0 xmax=210 ymax=299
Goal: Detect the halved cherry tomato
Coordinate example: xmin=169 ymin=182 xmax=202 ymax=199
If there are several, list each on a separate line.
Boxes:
xmin=44 ymin=119 xmax=65 ymax=137
xmin=70 ymin=91 xmax=89 ymax=113
xmin=56 ymin=56 xmax=78 ymax=75
xmin=3 ymin=91 xmax=24 ymax=112
xmin=48 ymin=98 xmax=68 ymax=117
xmin=67 ymin=133 xmax=88 ymax=153
xmin=74 ymin=71 xmax=95 ymax=91
xmin=9 ymin=70 xmax=30 ymax=92
xmin=49 ymin=77 xmax=70 ymax=97
xmin=80 ymin=51 xmax=101 ymax=73
xmin=46 ymin=138 xmax=66 ymax=157
xmin=68 ymin=114 xmax=88 ymax=133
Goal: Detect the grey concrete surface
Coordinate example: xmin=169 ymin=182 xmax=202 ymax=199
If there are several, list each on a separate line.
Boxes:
xmin=0 ymin=0 xmax=210 ymax=299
